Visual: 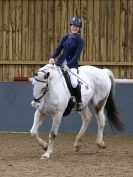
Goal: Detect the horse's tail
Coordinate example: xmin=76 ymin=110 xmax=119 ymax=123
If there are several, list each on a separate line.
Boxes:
xmin=103 ymin=69 xmax=125 ymax=132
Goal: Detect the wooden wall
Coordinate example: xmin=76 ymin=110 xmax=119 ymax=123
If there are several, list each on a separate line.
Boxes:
xmin=0 ymin=0 xmax=133 ymax=81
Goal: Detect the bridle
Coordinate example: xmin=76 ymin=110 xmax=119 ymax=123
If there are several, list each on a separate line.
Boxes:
xmin=33 ymin=70 xmax=49 ymax=103
xmin=33 ymin=67 xmax=66 ymax=103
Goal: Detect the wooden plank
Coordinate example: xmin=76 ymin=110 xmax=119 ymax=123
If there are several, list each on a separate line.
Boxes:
xmin=127 ymin=0 xmax=133 ymax=61
xmin=14 ymin=0 xmax=22 ymax=80
xmin=47 ymin=0 xmax=54 ymax=59
xmin=80 ymin=0 xmax=87 ymax=62
xmin=54 ymin=0 xmax=61 ymax=52
xmin=86 ymin=0 xmax=93 ymax=63
xmin=99 ymin=0 xmax=107 ymax=62
xmin=67 ymin=0 xmax=74 ymax=33
xmin=120 ymin=0 xmax=128 ymax=61
xmin=107 ymin=1 xmax=115 ymax=76
xmin=93 ymin=0 xmax=100 ymax=61
xmin=22 ymin=0 xmax=29 ymax=79
xmin=0 ymin=0 xmax=3 ymax=80
xmin=2 ymin=0 xmax=10 ymax=81
xmin=73 ymin=0 xmax=80 ymax=17
xmin=9 ymin=1 xmax=13 ymax=61
xmin=127 ymin=0 xmax=133 ymax=79
xmin=113 ymin=0 xmax=120 ymax=61
xmin=16 ymin=0 xmax=22 ymax=60
xmin=113 ymin=0 xmax=120 ymax=77
xmin=0 ymin=0 xmax=3 ymax=61
xmin=2 ymin=0 xmax=10 ymax=60
xmin=10 ymin=0 xmax=16 ymax=60
xmin=60 ymin=0 xmax=68 ymax=36
xmin=34 ymin=0 xmax=42 ymax=60
xmin=120 ymin=0 xmax=128 ymax=78
xmin=42 ymin=0 xmax=48 ymax=60
xmin=106 ymin=0 xmax=114 ymax=61
xmin=28 ymin=0 xmax=35 ymax=60
xmin=8 ymin=0 xmax=16 ymax=81
xmin=22 ymin=0 xmax=29 ymax=60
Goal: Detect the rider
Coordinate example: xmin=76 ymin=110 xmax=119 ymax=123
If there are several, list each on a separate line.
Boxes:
xmin=49 ymin=17 xmax=84 ymax=111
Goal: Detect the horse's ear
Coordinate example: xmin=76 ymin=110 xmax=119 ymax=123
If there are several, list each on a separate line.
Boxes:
xmin=33 ymin=70 xmax=37 ymax=77
xmin=44 ymin=72 xmax=50 ymax=79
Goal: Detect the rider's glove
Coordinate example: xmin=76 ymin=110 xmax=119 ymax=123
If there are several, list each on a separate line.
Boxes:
xmin=49 ymin=58 xmax=55 ymax=64
xmin=63 ymin=64 xmax=69 ymax=71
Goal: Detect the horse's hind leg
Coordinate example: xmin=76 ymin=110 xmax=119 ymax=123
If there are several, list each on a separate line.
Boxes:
xmin=30 ymin=110 xmax=48 ymax=150
xmin=93 ymin=102 xmax=106 ymax=148
xmin=74 ymin=105 xmax=91 ymax=152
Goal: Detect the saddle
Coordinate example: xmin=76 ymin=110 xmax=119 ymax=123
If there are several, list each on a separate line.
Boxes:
xmin=61 ymin=68 xmax=81 ymax=116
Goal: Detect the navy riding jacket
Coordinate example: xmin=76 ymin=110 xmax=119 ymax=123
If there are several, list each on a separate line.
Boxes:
xmin=51 ymin=33 xmax=84 ymax=68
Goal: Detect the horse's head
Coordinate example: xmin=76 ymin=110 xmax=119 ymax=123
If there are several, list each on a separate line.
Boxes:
xmin=31 ymin=65 xmax=52 ymax=109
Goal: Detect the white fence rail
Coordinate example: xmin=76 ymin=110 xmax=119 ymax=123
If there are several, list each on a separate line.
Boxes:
xmin=115 ymin=79 xmax=133 ymax=84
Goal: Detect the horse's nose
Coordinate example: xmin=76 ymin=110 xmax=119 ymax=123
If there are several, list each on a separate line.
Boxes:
xmin=31 ymin=100 xmax=39 ymax=109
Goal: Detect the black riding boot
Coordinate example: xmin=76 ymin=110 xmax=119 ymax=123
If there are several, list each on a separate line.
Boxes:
xmin=73 ymin=85 xmax=83 ymax=111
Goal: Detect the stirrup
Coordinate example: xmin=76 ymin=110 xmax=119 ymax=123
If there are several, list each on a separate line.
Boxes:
xmin=76 ymin=102 xmax=83 ymax=111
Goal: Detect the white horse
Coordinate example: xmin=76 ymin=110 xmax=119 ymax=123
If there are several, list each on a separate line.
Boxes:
xmin=30 ymin=64 xmax=124 ymax=159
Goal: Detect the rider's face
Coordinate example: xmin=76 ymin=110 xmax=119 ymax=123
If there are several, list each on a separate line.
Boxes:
xmin=70 ymin=25 xmax=80 ymax=34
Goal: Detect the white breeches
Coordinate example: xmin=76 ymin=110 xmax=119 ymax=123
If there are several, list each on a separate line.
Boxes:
xmin=68 ymin=68 xmax=78 ymax=88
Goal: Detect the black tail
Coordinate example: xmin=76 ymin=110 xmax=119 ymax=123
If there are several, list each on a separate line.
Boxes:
xmin=105 ymin=72 xmax=125 ymax=132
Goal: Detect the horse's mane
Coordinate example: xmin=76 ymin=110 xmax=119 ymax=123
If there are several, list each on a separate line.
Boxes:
xmin=39 ymin=64 xmax=54 ymax=71
xmin=38 ymin=64 xmax=61 ymax=81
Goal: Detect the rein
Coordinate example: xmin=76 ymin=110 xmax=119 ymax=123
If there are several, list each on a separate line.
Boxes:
xmin=34 ymin=77 xmax=48 ymax=83
xmin=34 ymin=93 xmax=46 ymax=103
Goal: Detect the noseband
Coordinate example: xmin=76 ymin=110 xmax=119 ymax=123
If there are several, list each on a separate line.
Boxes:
xmin=33 ymin=71 xmax=49 ymax=103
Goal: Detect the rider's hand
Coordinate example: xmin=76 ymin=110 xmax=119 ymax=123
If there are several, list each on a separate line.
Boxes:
xmin=49 ymin=58 xmax=55 ymax=64
xmin=63 ymin=64 xmax=69 ymax=71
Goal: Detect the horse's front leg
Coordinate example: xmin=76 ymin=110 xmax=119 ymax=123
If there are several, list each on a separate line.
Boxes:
xmin=74 ymin=106 xmax=91 ymax=152
xmin=41 ymin=114 xmax=62 ymax=159
xmin=30 ymin=110 xmax=48 ymax=150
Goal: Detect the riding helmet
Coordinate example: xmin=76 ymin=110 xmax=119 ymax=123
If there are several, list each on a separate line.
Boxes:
xmin=69 ymin=17 xmax=82 ymax=27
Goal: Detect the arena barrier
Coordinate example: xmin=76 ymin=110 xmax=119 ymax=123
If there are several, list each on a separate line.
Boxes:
xmin=0 ymin=80 xmax=133 ymax=134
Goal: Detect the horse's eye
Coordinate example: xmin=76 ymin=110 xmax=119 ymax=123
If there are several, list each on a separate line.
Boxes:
xmin=41 ymin=87 xmax=45 ymax=92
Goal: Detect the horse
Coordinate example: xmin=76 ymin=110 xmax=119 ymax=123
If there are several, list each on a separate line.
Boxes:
xmin=30 ymin=64 xmax=124 ymax=159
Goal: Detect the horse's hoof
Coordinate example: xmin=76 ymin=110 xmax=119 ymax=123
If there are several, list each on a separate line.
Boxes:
xmin=96 ymin=141 xmax=106 ymax=149
xmin=74 ymin=145 xmax=81 ymax=152
xmin=41 ymin=152 xmax=50 ymax=159
xmin=40 ymin=143 xmax=48 ymax=151
xmin=41 ymin=156 xmax=49 ymax=160
xmin=42 ymin=145 xmax=48 ymax=151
